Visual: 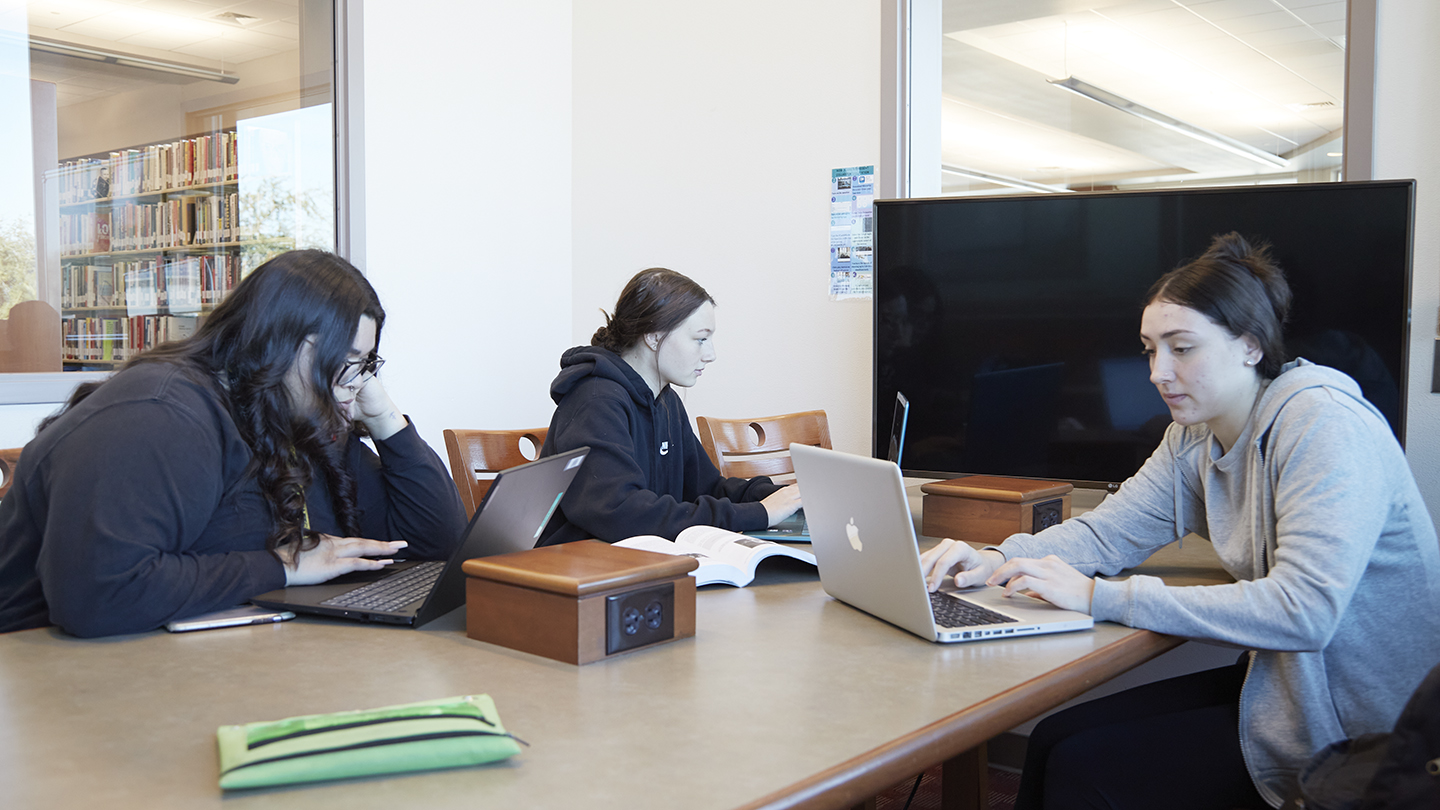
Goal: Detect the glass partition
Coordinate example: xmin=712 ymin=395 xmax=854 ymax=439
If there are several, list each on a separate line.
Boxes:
xmin=940 ymin=0 xmax=1347 ymax=196
xmin=1 ymin=0 xmax=335 ymax=375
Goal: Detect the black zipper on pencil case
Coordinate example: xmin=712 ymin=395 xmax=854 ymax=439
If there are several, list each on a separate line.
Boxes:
xmin=224 ymin=730 xmax=521 ymax=776
xmin=246 ymin=712 xmax=496 ymax=750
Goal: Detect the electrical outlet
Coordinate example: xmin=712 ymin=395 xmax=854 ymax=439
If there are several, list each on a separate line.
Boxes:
xmin=605 ymin=583 xmax=675 ymax=655
xmin=1032 ymin=498 xmax=1064 ymax=532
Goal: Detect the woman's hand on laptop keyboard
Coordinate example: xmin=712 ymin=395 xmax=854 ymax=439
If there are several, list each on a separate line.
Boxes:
xmin=987 ymin=555 xmax=1095 ymax=614
xmin=762 ymin=484 xmax=803 ymax=526
xmin=278 ymin=536 xmax=409 ymax=586
xmin=920 ymin=538 xmax=1003 ymax=592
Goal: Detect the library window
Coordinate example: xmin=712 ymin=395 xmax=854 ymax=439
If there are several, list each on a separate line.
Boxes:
xmin=0 ymin=0 xmax=337 ymax=377
xmin=937 ymin=0 xmax=1346 ymax=196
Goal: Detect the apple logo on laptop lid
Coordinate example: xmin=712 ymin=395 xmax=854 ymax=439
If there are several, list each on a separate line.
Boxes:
xmin=846 ymin=518 xmax=862 ymax=551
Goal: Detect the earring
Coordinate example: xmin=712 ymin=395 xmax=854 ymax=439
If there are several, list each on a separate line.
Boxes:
xmin=1245 ymin=359 xmax=1257 ymax=367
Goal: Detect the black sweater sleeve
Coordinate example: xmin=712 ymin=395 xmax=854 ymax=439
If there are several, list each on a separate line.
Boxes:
xmin=680 ymin=416 xmax=782 ymax=505
xmin=348 ymin=419 xmax=467 ymax=560
xmin=35 ymin=399 xmax=285 ymax=638
xmin=545 ymin=392 xmax=774 ymax=544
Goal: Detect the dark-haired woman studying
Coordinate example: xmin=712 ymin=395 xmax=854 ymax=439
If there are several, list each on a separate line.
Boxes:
xmin=0 ymin=251 xmax=465 ymax=637
xmin=536 ymin=267 xmax=802 ymax=547
xmin=920 ymin=233 xmax=1440 ymax=809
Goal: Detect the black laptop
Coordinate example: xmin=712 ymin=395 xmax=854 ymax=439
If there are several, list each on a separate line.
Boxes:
xmin=253 ymin=446 xmax=589 ymax=627
xmin=887 ymin=390 xmax=909 ymax=467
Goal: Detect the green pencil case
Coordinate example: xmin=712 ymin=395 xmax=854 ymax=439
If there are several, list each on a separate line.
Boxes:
xmin=217 ymin=694 xmax=523 ymax=789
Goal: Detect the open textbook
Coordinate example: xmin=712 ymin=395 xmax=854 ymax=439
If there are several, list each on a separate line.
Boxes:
xmin=614 ymin=526 xmax=816 ymax=587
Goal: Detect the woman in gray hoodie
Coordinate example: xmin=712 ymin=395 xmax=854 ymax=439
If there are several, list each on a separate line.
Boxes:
xmin=921 ymin=233 xmax=1440 ymax=809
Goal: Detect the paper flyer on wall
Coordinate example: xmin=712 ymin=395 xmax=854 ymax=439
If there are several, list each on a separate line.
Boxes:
xmin=830 ymin=165 xmax=874 ymax=300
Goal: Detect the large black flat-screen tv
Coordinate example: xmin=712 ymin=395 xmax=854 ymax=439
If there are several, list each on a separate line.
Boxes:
xmin=873 ymin=181 xmax=1415 ymax=489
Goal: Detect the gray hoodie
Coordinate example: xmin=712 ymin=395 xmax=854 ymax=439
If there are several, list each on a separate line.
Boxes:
xmin=996 ymin=359 xmax=1440 ymax=807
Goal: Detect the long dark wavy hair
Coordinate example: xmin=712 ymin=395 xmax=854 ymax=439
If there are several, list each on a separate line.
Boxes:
xmin=40 ymin=250 xmax=384 ymax=555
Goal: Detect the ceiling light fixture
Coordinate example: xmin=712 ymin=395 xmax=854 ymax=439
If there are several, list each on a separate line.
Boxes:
xmin=28 ymin=36 xmax=239 ymax=84
xmin=1048 ymin=76 xmax=1287 ymax=169
xmin=214 ymin=12 xmax=261 ymax=26
xmin=941 ymin=164 xmax=1074 ymax=194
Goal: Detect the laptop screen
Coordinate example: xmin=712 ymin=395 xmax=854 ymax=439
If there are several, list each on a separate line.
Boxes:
xmin=887 ymin=391 xmax=909 ymax=467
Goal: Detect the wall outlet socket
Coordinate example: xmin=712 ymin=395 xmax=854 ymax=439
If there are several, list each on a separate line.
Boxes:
xmin=605 ymin=582 xmax=675 ymax=655
xmin=1032 ymin=498 xmax=1064 ymax=532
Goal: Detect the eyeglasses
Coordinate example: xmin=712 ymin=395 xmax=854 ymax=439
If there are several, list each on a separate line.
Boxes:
xmin=338 ymin=354 xmax=384 ymax=387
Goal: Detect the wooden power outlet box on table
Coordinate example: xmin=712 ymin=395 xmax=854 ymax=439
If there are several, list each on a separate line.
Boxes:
xmin=462 ymin=540 xmax=698 ymax=665
xmin=920 ymin=476 xmax=1073 ymax=546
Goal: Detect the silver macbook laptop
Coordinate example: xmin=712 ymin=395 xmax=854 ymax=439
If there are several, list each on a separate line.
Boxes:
xmin=789 ymin=444 xmax=1092 ymax=643
xmin=253 ymin=446 xmax=589 ymax=627
xmin=745 ymin=393 xmax=909 ymax=543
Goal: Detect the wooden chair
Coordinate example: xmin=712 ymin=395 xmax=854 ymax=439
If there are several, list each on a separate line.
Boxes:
xmin=443 ymin=428 xmax=549 ymax=518
xmin=0 ymin=300 xmax=62 ymax=372
xmin=695 ymin=410 xmax=831 ymax=485
xmin=0 ymin=447 xmax=22 ymax=501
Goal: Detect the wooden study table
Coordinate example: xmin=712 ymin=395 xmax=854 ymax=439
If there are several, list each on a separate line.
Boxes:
xmin=0 ymin=538 xmax=1226 ymax=810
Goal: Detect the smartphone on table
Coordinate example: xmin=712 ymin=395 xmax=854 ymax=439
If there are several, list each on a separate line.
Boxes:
xmin=164 ymin=605 xmax=296 ymax=633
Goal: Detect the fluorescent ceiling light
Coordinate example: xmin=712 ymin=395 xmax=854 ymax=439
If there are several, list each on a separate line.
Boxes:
xmin=1048 ymin=76 xmax=1287 ymax=169
xmin=941 ymin=164 xmax=1074 ymax=194
xmin=28 ymin=36 xmax=239 ymax=85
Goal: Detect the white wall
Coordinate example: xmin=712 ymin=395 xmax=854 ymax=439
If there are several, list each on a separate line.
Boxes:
xmin=1374 ymin=0 xmax=1440 ymax=515
xmin=358 ymin=1 xmax=574 ymax=456
xmin=571 ymin=0 xmax=880 ymax=454
xmin=362 ymin=0 xmax=881 ymax=457
xmin=0 ymin=403 xmax=58 ymax=448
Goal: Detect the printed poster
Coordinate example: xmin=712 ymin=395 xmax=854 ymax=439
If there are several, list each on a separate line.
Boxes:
xmin=829 ymin=165 xmax=874 ymax=300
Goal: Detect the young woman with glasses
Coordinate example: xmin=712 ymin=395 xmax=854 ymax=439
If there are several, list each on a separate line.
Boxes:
xmin=0 ymin=251 xmax=466 ymax=637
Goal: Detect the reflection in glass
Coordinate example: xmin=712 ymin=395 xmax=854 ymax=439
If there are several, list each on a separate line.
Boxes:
xmin=0 ymin=5 xmax=38 ymax=327
xmin=939 ymin=1 xmax=1347 ymax=196
xmin=7 ymin=0 xmax=335 ymax=373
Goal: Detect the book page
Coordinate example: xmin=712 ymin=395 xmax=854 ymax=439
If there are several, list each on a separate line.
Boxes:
xmin=613 ymin=534 xmax=744 ymax=587
xmin=674 ymin=526 xmax=816 ymax=568
xmin=613 ymin=535 xmax=688 ymax=555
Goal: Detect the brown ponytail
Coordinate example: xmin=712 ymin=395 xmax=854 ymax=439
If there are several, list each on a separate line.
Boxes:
xmin=1145 ymin=232 xmax=1291 ymax=379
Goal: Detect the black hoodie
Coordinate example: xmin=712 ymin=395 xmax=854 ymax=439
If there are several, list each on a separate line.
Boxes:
xmin=0 ymin=362 xmax=466 ymax=637
xmin=536 ymin=346 xmax=779 ymax=546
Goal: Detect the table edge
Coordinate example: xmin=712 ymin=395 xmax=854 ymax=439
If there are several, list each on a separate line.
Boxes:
xmin=733 ymin=628 xmax=1186 ymax=810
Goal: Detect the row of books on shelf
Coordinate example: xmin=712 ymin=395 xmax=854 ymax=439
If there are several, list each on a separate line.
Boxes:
xmin=61 ymin=255 xmax=242 ymax=311
xmin=57 ymin=132 xmax=240 ymax=204
xmin=60 ymin=193 xmax=246 ymax=255
xmin=63 ymin=314 xmax=198 ymax=363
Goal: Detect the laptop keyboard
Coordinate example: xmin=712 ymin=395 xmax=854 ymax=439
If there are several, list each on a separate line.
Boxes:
xmin=930 ymin=591 xmax=1018 ymax=628
xmin=320 ymin=561 xmax=445 ymax=611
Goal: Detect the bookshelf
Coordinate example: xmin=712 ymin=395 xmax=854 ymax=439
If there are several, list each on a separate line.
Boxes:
xmin=55 ymin=132 xmax=292 ymax=367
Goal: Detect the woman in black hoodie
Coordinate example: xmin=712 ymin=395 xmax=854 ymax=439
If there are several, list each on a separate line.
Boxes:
xmin=536 ymin=268 xmax=802 ymax=547
xmin=0 ymin=251 xmax=465 ymax=636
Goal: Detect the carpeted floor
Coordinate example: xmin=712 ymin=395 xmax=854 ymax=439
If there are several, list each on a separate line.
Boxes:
xmin=873 ymin=765 xmax=1021 ymax=810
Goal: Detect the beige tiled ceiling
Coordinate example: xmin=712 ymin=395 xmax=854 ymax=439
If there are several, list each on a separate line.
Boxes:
xmin=25 ymin=0 xmax=300 ymax=107
xmin=941 ymin=0 xmax=1347 ymax=192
